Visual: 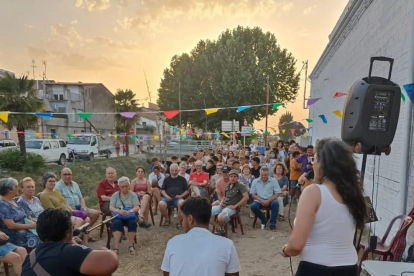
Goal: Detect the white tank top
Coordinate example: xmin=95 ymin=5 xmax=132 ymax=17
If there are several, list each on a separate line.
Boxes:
xmin=300 ymin=184 xmax=357 ymax=266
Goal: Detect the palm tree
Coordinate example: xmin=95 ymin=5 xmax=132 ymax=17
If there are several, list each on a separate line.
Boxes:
xmin=0 ymin=73 xmax=44 ymax=155
xmin=278 ymin=111 xmax=306 ymax=141
xmin=114 ymin=89 xmax=140 ymax=156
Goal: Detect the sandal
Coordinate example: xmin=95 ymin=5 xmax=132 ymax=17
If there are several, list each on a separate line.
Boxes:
xmin=128 ymin=246 xmax=135 ymax=255
xmin=163 ymin=220 xmax=171 ymax=227
xmin=113 ymin=248 xmax=119 ymax=255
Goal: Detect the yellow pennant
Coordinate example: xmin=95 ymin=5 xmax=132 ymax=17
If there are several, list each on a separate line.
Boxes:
xmin=270 ymin=127 xmax=275 ymax=131
xmin=180 ymin=129 xmax=184 ymax=135
xmin=0 ymin=112 xmax=9 ymax=123
xmin=205 ymin=109 xmax=219 ymax=115
xmin=47 ymin=136 xmax=51 ymax=139
xmin=304 ymin=133 xmax=307 ymax=138
xmin=74 ymin=134 xmax=78 ymax=137
xmin=282 ymin=129 xmax=286 ymax=133
xmin=35 ymin=133 xmax=41 ymax=138
xmin=223 ymin=133 xmax=230 ymax=138
xmin=154 ymin=136 xmax=159 ymax=140
xmin=196 ymin=134 xmax=199 ymax=138
xmin=333 ymin=110 xmax=343 ymax=118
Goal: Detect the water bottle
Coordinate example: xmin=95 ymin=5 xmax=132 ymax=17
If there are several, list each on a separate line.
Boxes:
xmin=173 ymin=208 xmax=177 ymax=218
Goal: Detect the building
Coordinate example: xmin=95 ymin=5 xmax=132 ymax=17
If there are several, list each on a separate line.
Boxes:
xmin=136 ymin=102 xmax=170 ymax=137
xmin=0 ymin=68 xmax=14 ymax=78
xmin=0 ymin=69 xmax=17 ymax=141
xmin=308 ymin=0 xmax=414 ymax=244
xmin=41 ymin=82 xmax=115 ymax=135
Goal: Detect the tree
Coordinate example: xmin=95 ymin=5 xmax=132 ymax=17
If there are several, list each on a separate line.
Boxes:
xmin=157 ymin=26 xmax=300 ymax=131
xmin=0 ymin=73 xmax=44 ymax=155
xmin=278 ymin=111 xmax=306 ymax=141
xmin=114 ymin=89 xmax=140 ymax=156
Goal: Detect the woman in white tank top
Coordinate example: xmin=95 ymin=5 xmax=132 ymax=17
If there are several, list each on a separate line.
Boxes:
xmin=281 ymin=138 xmax=366 ymax=276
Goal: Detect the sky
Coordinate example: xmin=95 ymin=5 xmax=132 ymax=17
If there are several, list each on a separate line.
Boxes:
xmin=0 ymin=0 xmax=348 ymax=130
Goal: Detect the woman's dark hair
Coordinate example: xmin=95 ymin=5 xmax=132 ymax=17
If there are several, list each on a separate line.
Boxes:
xmin=0 ymin=178 xmax=18 ymax=196
xmin=228 ymin=151 xmax=234 ymax=158
xmin=315 ymin=138 xmax=366 ymax=229
xmin=188 ymin=157 xmax=196 ymax=163
xmin=277 ymin=140 xmax=284 ymax=148
xmin=42 ymin=172 xmax=56 ymax=188
xmin=153 ymin=165 xmax=160 ymax=172
xmin=181 ymin=197 xmax=211 ymax=225
xmin=207 ymin=159 xmax=214 ymax=165
xmin=289 ymin=140 xmax=296 ymax=145
xmin=181 ymin=156 xmax=188 ymax=162
xmin=37 ymin=209 xmax=72 ymax=242
xmin=136 ymin=166 xmax=146 ymax=173
xmin=292 ymin=151 xmax=301 ymax=158
xmin=212 ymin=156 xmax=219 ymax=162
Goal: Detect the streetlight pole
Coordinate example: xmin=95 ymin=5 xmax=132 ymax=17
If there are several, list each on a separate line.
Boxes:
xmin=179 ymin=82 xmax=182 ymax=158
xmin=265 ymin=75 xmax=269 ymax=148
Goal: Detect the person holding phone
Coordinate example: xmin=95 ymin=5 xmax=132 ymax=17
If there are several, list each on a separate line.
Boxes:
xmin=296 ymin=145 xmax=314 ymax=175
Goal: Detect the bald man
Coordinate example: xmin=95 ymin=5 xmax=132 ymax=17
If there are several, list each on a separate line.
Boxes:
xmin=56 ymin=167 xmax=100 ymax=228
xmin=189 ymin=160 xmax=210 ymax=197
xmin=96 ymin=167 xmax=120 ymax=215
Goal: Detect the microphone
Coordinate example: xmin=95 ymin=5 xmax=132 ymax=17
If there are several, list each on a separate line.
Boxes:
xmin=73 ymin=223 xmax=90 ymax=236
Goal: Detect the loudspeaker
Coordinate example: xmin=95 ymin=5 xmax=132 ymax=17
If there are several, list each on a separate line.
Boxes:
xmin=341 ymin=57 xmax=401 ymax=155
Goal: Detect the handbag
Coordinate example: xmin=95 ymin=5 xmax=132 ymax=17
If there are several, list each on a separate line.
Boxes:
xmin=283 ymin=195 xmax=289 ymax=207
xmin=72 ymin=210 xmax=88 ymax=220
xmin=112 ymin=193 xmax=137 ymax=221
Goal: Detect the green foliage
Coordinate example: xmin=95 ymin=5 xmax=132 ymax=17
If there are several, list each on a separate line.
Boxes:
xmin=157 ymin=26 xmax=300 ymax=131
xmin=0 ymin=73 xmax=44 ymax=155
xmin=0 ymin=148 xmax=45 ymax=172
xmin=278 ymin=111 xmax=306 ymax=141
xmin=114 ymin=89 xmax=141 ymax=156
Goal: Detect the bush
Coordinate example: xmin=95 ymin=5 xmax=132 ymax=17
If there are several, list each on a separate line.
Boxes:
xmin=0 ymin=148 xmax=45 ymax=172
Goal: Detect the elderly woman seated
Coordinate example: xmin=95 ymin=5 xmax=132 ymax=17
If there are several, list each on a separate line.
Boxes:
xmin=39 ymin=172 xmax=89 ymax=231
xmin=0 ymin=178 xmax=40 ymax=249
xmin=17 ymin=177 xmax=43 ymax=221
xmin=110 ymin=176 xmax=151 ymax=255
xmin=0 ymin=230 xmax=27 ymax=276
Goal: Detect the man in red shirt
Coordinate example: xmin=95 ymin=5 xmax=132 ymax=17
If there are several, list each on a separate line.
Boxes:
xmin=189 ymin=161 xmax=210 ymax=197
xmin=96 ymin=167 xmax=120 ymax=214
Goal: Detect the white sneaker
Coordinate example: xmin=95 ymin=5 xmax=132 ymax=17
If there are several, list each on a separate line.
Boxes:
xmin=261 ymin=224 xmax=266 ymax=230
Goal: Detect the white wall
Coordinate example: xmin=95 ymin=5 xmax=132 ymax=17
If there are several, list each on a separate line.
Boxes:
xmin=309 ymin=0 xmax=414 ymax=241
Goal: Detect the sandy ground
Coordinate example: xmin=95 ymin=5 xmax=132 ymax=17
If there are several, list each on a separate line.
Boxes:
xmin=1 ymin=204 xmax=300 ymax=276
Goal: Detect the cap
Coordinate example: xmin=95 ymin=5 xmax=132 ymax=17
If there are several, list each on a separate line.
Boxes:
xmin=222 ymin=165 xmax=230 ymax=172
xmin=229 ymin=169 xmax=239 ymax=175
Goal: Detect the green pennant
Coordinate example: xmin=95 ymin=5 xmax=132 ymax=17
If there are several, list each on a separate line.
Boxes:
xmin=180 ymin=135 xmax=183 ymax=140
xmin=249 ymin=130 xmax=255 ymax=133
xmin=132 ymin=135 xmax=136 ymax=141
xmin=305 ymin=118 xmax=313 ymax=123
xmin=265 ymin=130 xmax=269 ymax=134
xmin=272 ymin=103 xmax=284 ymax=110
xmin=401 ymin=93 xmax=406 ymax=102
xmin=66 ymin=134 xmax=72 ymax=138
xmin=78 ymin=113 xmax=93 ymax=119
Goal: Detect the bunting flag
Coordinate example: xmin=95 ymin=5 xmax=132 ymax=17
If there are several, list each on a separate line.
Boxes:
xmin=237 ymin=106 xmax=251 ymax=113
xmin=333 ymin=92 xmax=347 ymax=98
xmin=73 ymin=134 xmax=78 ymax=137
xmin=196 ymin=134 xmax=199 ymax=138
xmin=305 ymin=118 xmax=313 ymax=123
xmin=259 ymin=129 xmax=264 ymax=133
xmin=304 ymin=133 xmax=307 ymax=138
xmin=403 ymin=84 xmax=414 ymax=103
xmin=264 ymin=130 xmax=268 ymax=134
xmin=78 ymin=113 xmax=93 ymax=120
xmin=295 ymin=122 xmax=299 ymax=126
xmin=120 ymin=112 xmax=136 ymax=118
xmin=174 ymin=127 xmax=178 ymax=132
xmin=213 ymin=133 xmax=218 ymax=138
xmin=401 ymin=93 xmax=406 ymax=102
xmin=307 ymin=128 xmax=311 ymax=132
xmin=299 ymin=128 xmax=303 ymax=132
xmin=270 ymin=127 xmax=275 ymax=131
xmin=234 ymin=132 xmax=238 ymax=137
xmin=180 ymin=135 xmax=183 ymax=139
xmin=290 ymin=129 xmax=295 ymax=135
xmin=319 ymin=115 xmax=328 ymax=123
xmin=272 ymin=103 xmax=284 ymax=110
xmin=223 ymin=133 xmax=230 ymax=138
xmin=35 ymin=133 xmax=41 ymax=138
xmin=51 ymin=133 xmax=56 ymax=138
xmin=0 ymin=112 xmax=9 ymax=123
xmin=131 ymin=135 xmax=136 ymax=141
xmin=307 ymin=98 xmax=321 ymax=107
xmin=205 ymin=108 xmax=219 ymax=115
xmin=188 ymin=130 xmax=193 ymax=135
xmin=249 ymin=130 xmax=255 ymax=134
xmin=282 ymin=129 xmax=286 ymax=133
xmin=35 ymin=113 xmax=53 ymax=119
xmin=164 ymin=110 xmax=179 ymax=119
xmin=154 ymin=136 xmax=159 ymax=140
xmin=332 ymin=110 xmax=343 ymax=118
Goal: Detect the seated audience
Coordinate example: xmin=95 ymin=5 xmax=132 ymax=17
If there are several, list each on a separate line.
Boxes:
xmin=0 ymin=178 xmax=40 ymax=248
xmin=238 ymin=165 xmax=255 ymax=218
xmin=148 ymin=166 xmax=165 ymax=214
xmin=210 ymin=170 xmax=248 ymax=235
xmin=212 ymin=165 xmax=230 ymax=206
xmin=178 ymin=162 xmax=190 ymax=182
xmin=17 ymin=178 xmax=43 ymax=221
xmin=21 ymin=209 xmax=118 ymax=276
xmin=159 ymin=164 xmax=189 ymax=228
xmin=272 ymin=162 xmax=289 ymax=221
xmin=189 ymin=161 xmax=210 ymax=197
xmin=161 ymin=197 xmax=241 ymax=276
xmin=40 ymin=173 xmax=87 ymax=230
xmin=165 ymin=156 xmax=179 ymax=176
xmin=56 ymin=168 xmax=100 ymax=227
xmin=130 ymin=166 xmax=154 ymax=222
xmin=0 ymin=231 xmax=27 ymax=276
xmin=231 ymin=160 xmax=240 ymax=172
xmin=96 ymin=167 xmax=120 ymax=215
xmin=109 ymin=177 xmax=150 ymax=255
xmin=250 ymin=167 xmax=282 ymax=232
xmin=209 ymin=163 xmax=223 ymax=189
xmin=203 ymin=159 xmax=216 ymax=178
xmin=251 ymin=157 xmax=261 ymax=178
xmin=150 ymin=157 xmax=165 ymax=173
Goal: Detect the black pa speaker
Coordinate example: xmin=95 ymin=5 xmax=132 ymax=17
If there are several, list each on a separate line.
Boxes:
xmin=341 ymin=57 xmax=401 ymax=155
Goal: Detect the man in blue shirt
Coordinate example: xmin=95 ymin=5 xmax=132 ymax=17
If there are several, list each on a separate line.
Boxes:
xmin=250 ymin=167 xmax=282 ymax=232
xmin=257 ymin=142 xmax=266 ymax=155
xmin=295 ymin=145 xmax=314 ymax=174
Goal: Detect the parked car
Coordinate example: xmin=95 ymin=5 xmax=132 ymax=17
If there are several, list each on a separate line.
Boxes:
xmin=25 ymin=139 xmax=68 ymax=165
xmin=0 ymin=140 xmax=18 ymax=152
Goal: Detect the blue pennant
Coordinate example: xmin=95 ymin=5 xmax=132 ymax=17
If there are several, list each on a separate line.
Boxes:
xmin=34 ymin=113 xmax=53 ymax=119
xmin=403 ymin=84 xmax=414 ymax=103
xmin=319 ymin=115 xmax=327 ymax=124
xmin=237 ymin=106 xmax=251 ymax=113
xmin=306 ymin=128 xmax=311 ymax=132
xmin=213 ymin=133 xmax=218 ymax=138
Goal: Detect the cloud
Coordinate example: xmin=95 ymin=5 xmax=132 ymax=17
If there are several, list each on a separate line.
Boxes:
xmin=71 ymin=20 xmax=78 ymax=24
xmin=51 ymin=24 xmax=82 ymax=42
xmin=303 ymin=5 xmax=317 ymax=15
xmin=282 ymin=2 xmax=293 ymax=12
xmin=91 ymin=36 xmax=139 ymax=50
xmin=24 ymin=24 xmax=34 ymax=28
xmin=75 ymin=0 xmax=110 ymax=11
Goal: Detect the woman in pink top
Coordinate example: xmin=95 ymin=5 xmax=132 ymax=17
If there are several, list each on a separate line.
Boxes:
xmin=130 ymin=166 xmax=153 ymax=222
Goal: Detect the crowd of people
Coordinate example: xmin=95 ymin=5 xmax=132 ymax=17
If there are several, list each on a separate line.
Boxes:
xmin=0 ymin=137 xmax=366 ymax=276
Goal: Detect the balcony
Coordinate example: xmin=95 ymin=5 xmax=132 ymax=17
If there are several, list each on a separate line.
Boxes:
xmin=47 ymin=93 xmax=67 ymax=101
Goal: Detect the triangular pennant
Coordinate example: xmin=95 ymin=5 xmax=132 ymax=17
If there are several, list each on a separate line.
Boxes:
xmin=180 ymin=129 xmax=184 ymax=135
xmin=35 ymin=113 xmax=53 ymax=119
xmin=305 ymin=119 xmax=313 ymax=123
xmin=295 ymin=122 xmax=299 ymax=126
xmin=299 ymin=128 xmax=303 ymax=132
xmin=304 ymin=133 xmax=307 ymax=138
xmin=333 ymin=92 xmax=347 ymax=98
xmin=272 ymin=103 xmax=284 ymax=110
xmin=307 ymin=128 xmax=311 ymax=132
xmin=154 ymin=136 xmax=159 ymax=140
xmin=290 ymin=129 xmax=295 ymax=135
xmin=234 ymin=132 xmax=238 ymax=137
xmin=196 ymin=134 xmax=199 ymax=138
xmin=403 ymin=84 xmax=414 ymax=103
xmin=78 ymin=113 xmax=93 ymax=119
xmin=180 ymin=135 xmax=183 ymax=139
xmin=164 ymin=110 xmax=179 ymax=119
xmin=264 ymin=130 xmax=268 ymax=134
xmin=35 ymin=133 xmax=41 ymax=138
xmin=213 ymin=133 xmax=218 ymax=138
xmin=223 ymin=133 xmax=230 ymax=138
xmin=282 ymin=129 xmax=286 ymax=133
xmin=120 ymin=112 xmax=136 ymax=118
xmin=249 ymin=130 xmax=255 ymax=133
xmin=307 ymin=98 xmax=321 ymax=107
xmin=332 ymin=110 xmax=343 ymax=118
xmin=188 ymin=130 xmax=193 ymax=135
xmin=188 ymin=135 xmax=192 ymax=139
xmin=259 ymin=129 xmax=264 ymax=133
xmin=205 ymin=108 xmax=219 ymax=115
xmin=319 ymin=115 xmax=327 ymax=123
xmin=401 ymin=93 xmax=406 ymax=102
xmin=237 ymin=106 xmax=251 ymax=113
xmin=0 ymin=112 xmax=10 ymax=123
xmin=132 ymin=135 xmax=136 ymax=141
xmin=174 ymin=127 xmax=178 ymax=132
xmin=270 ymin=127 xmax=275 ymax=131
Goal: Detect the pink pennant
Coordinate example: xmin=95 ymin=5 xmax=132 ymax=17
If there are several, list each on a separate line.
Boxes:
xmin=164 ymin=110 xmax=179 ymax=119
xmin=120 ymin=112 xmax=136 ymax=118
xmin=290 ymin=129 xmax=295 ymax=135
xmin=306 ymin=98 xmax=321 ymax=107
xmin=333 ymin=92 xmax=347 ymax=98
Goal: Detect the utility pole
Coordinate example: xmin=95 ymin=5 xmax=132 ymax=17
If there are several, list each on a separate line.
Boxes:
xmin=302 ymin=60 xmax=309 ymax=109
xmin=178 ymin=82 xmax=182 ymax=158
xmin=42 ymin=60 xmax=47 ymax=79
xmin=30 ymin=60 xmax=37 ymax=79
xmin=264 ymin=75 xmax=269 ymax=149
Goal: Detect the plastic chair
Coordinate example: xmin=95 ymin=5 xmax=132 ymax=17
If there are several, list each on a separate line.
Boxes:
xmin=358 ymin=215 xmax=413 ymax=273
xmin=252 ymin=207 xmax=271 ymax=228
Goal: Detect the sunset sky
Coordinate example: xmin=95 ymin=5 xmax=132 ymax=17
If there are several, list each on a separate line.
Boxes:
xmin=0 ymin=0 xmax=348 ymax=130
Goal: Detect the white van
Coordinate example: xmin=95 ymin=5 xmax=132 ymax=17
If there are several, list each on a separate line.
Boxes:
xmin=26 ymin=139 xmax=68 ymax=165
xmin=67 ymin=134 xmax=113 ymax=161
xmin=0 ymin=140 xmax=18 ymax=152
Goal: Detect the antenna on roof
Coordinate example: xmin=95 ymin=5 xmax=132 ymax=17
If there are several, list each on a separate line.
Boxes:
xmin=144 ymin=70 xmax=152 ymax=102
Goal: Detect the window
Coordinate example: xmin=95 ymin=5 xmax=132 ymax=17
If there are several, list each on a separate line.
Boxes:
xmin=142 ymin=122 xmax=147 ymax=127
xmin=51 ymin=141 xmax=59 ymax=149
xmin=53 ymin=94 xmax=64 ymax=100
xmin=43 ymin=141 xmax=51 ymax=150
xmin=57 ymin=107 xmax=66 ymax=113
xmin=72 ymin=108 xmax=76 ymax=122
xmin=59 ymin=141 xmax=66 ymax=148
